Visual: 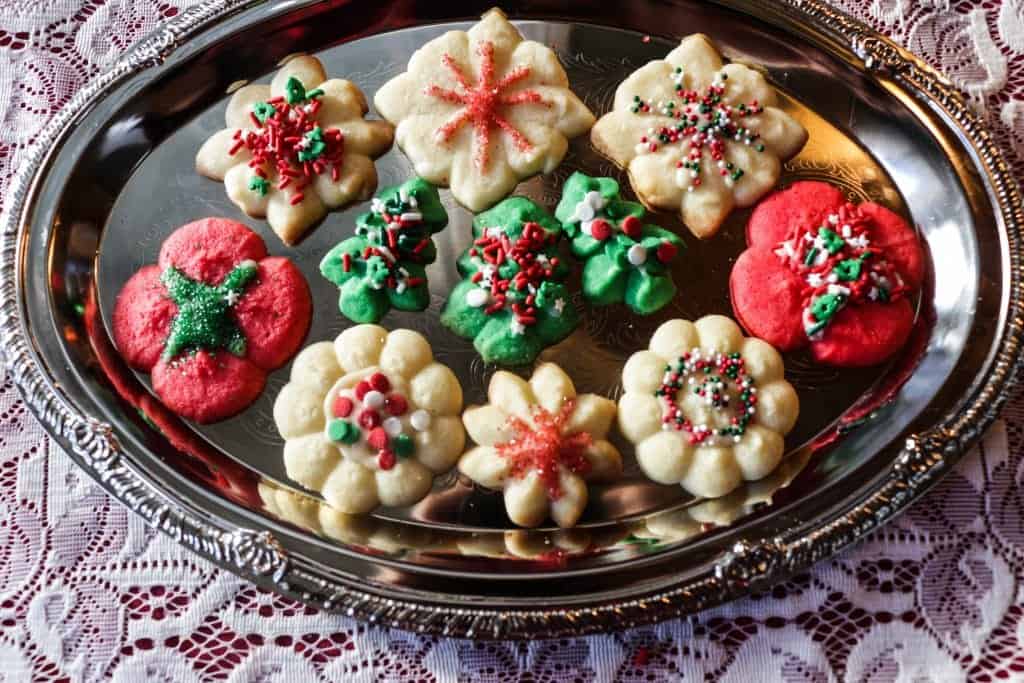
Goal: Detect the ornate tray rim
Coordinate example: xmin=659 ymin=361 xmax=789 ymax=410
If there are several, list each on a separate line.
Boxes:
xmin=2 ymin=0 xmax=1022 ymax=639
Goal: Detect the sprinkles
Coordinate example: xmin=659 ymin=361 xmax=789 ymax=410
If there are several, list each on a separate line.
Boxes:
xmin=231 ymin=76 xmax=345 ymax=204
xmin=655 ymin=349 xmax=757 ymax=445
xmin=466 ymin=221 xmax=560 ymax=328
xmin=773 ymin=204 xmax=908 ymax=339
xmin=631 ymin=68 xmax=765 ymax=191
xmin=326 ymin=371 xmax=427 ymax=471
xmin=496 ymin=400 xmax=592 ymax=500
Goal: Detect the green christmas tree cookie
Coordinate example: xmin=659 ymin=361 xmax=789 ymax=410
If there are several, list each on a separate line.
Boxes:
xmin=440 ymin=197 xmax=579 ymax=366
xmin=320 ymin=177 xmax=448 ymax=323
xmin=554 ymin=172 xmax=683 ymax=315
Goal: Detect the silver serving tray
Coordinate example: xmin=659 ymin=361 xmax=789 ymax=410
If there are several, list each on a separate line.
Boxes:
xmin=2 ymin=0 xmax=1022 ymax=638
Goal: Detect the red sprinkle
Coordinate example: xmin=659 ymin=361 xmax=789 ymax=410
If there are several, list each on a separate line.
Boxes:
xmin=656 ymin=241 xmax=678 ymax=263
xmin=621 ymin=215 xmax=643 ymax=239
xmin=385 ymin=394 xmax=408 ymax=416
xmin=354 ymin=381 xmax=371 ymax=401
xmin=496 ymin=400 xmax=592 ymax=500
xmin=589 ymin=219 xmax=612 ymax=241
xmin=332 ymin=395 xmax=354 ymax=418
xmin=358 ymin=410 xmax=381 ymax=429
xmin=366 ymin=426 xmax=389 ymax=450
xmin=377 ymin=450 xmax=396 ymax=470
xmin=369 ymin=372 xmax=391 ymax=392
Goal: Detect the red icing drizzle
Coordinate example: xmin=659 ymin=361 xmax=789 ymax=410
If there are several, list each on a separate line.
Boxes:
xmin=426 ymin=40 xmax=546 ymax=171
xmin=496 ymin=400 xmax=592 ymax=500
xmin=229 ymin=96 xmax=344 ymax=205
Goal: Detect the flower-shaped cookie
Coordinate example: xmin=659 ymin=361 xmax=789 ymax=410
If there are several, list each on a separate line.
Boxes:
xmin=196 ymin=55 xmax=394 ymax=245
xmin=113 ymin=218 xmax=312 ymax=423
xmin=320 ymin=177 xmax=448 ymax=323
xmin=618 ymin=316 xmax=799 ymax=499
xmin=591 ymin=34 xmax=807 ymax=238
xmin=730 ymin=181 xmax=925 ymax=367
xmin=459 ymin=363 xmax=622 ymax=528
xmin=374 ymin=8 xmax=595 ymax=212
xmin=440 ymin=197 xmax=578 ymax=366
xmin=273 ymin=325 xmax=465 ymax=514
xmin=554 ymin=172 xmax=684 ymax=314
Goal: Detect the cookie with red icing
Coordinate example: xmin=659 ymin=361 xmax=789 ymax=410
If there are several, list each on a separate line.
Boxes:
xmin=729 ymin=181 xmax=924 ymax=367
xmin=113 ymin=218 xmax=312 ymax=422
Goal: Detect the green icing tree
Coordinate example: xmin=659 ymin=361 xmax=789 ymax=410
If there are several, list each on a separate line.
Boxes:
xmin=554 ymin=172 xmax=684 ymax=315
xmin=440 ymin=197 xmax=579 ymax=366
xmin=320 ymin=177 xmax=448 ymax=323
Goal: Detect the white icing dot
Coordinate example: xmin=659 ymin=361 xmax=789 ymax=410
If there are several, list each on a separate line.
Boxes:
xmin=364 ymin=390 xmax=385 ymax=409
xmin=466 ymin=288 xmax=490 ymax=308
xmin=627 ymin=244 xmax=648 ymax=266
xmin=383 ymin=417 xmax=404 ymax=437
xmin=410 ymin=409 xmax=431 ymax=431
xmin=238 ymin=259 xmax=258 ymax=270
xmin=575 ymin=202 xmax=595 ymax=222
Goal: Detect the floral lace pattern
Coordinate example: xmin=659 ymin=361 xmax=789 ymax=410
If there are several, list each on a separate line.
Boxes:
xmin=1 ymin=1 xmax=1023 ymax=679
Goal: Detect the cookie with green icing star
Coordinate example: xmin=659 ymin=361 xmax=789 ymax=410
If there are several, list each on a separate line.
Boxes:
xmin=555 ymin=172 xmax=683 ymax=315
xmin=113 ymin=218 xmax=312 ymax=423
xmin=440 ymin=197 xmax=579 ymax=366
xmin=319 ymin=178 xmax=447 ymax=323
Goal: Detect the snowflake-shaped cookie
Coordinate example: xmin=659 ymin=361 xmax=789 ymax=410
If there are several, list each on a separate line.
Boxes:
xmin=196 ymin=55 xmax=395 ymax=245
xmin=618 ymin=316 xmax=799 ymax=499
xmin=374 ymin=8 xmax=595 ymax=212
xmin=459 ymin=363 xmax=622 ymax=528
xmin=273 ymin=325 xmax=465 ymax=514
xmin=591 ymin=34 xmax=807 ymax=238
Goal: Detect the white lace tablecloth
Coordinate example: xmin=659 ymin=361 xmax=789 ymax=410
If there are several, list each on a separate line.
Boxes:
xmin=1 ymin=1 xmax=1023 ymax=680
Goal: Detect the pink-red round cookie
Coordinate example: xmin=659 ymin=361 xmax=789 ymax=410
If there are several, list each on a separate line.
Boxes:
xmin=730 ymin=181 xmax=924 ymax=367
xmin=113 ymin=218 xmax=312 ymax=423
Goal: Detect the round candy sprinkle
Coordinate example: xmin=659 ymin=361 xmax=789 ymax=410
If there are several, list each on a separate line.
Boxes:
xmin=354 ymin=381 xmax=371 ymax=401
xmin=383 ymin=416 xmax=404 ymax=437
xmin=377 ymin=449 xmax=396 ymax=470
xmin=385 ymin=394 xmax=408 ymax=416
xmin=627 ymin=244 xmax=648 ymax=266
xmin=358 ymin=409 xmax=381 ymax=429
xmin=410 ymin=409 xmax=432 ymax=431
xmin=363 ymin=390 xmax=385 ymax=409
xmin=656 ymin=241 xmax=678 ymax=263
xmin=589 ymin=219 xmax=612 ymax=241
xmin=332 ymin=395 xmax=354 ymax=418
xmin=466 ymin=287 xmax=490 ymax=308
xmin=393 ymin=434 xmax=415 ymax=457
xmin=327 ymin=419 xmax=360 ymax=444
xmin=369 ymin=372 xmax=391 ymax=392
xmin=621 ymin=215 xmax=643 ymax=239
xmin=367 ymin=426 xmax=389 ymax=450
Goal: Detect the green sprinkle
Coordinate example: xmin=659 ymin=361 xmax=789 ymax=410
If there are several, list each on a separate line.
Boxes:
xmin=819 ymin=228 xmax=845 ymax=254
xmin=252 ymin=101 xmax=276 ymax=123
xmin=811 ymin=292 xmax=845 ymax=323
xmin=297 ymin=126 xmax=326 ymax=162
xmin=834 ymin=258 xmax=864 ymax=282
xmin=393 ymin=433 xmax=415 ymax=457
xmin=328 ymin=419 xmax=361 ymax=444
xmin=284 ymin=76 xmax=307 ymax=105
xmin=248 ymin=175 xmax=270 ymax=196
xmin=804 ymin=247 xmax=819 ymax=266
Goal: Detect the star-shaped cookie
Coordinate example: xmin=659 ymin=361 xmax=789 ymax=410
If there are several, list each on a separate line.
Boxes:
xmin=374 ymin=8 xmax=595 ymax=212
xmin=196 ymin=55 xmax=394 ymax=245
xmin=591 ymin=34 xmax=807 ymax=238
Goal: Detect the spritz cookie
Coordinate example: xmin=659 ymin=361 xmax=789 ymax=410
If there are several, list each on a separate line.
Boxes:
xmin=591 ymin=34 xmax=807 ymax=238
xmin=374 ymin=8 xmax=595 ymax=211
xmin=273 ymin=325 xmax=465 ymax=513
xmin=618 ymin=315 xmax=799 ymax=498
xmin=459 ymin=363 xmax=622 ymax=528
xmin=197 ymin=55 xmax=394 ymax=244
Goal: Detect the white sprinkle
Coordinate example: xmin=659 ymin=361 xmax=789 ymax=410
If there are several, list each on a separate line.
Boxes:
xmin=223 ymin=290 xmax=240 ymax=306
xmin=364 ymin=390 xmax=385 ymax=409
xmin=553 ymin=298 xmax=566 ymax=314
xmin=510 ymin=319 xmax=526 ymax=336
xmin=383 ymin=417 xmax=403 ymax=437
xmin=238 ymin=259 xmax=258 ymax=271
xmin=400 ymin=212 xmax=422 ymax=223
xmin=465 ymin=288 xmax=490 ymax=308
xmin=627 ymin=244 xmax=648 ymax=266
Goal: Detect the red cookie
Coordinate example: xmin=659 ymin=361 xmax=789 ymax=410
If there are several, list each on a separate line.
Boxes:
xmin=729 ymin=181 xmax=925 ymax=367
xmin=113 ymin=218 xmax=312 ymax=423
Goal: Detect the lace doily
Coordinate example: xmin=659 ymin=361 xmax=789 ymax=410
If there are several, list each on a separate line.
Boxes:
xmin=1 ymin=1 xmax=1023 ymax=679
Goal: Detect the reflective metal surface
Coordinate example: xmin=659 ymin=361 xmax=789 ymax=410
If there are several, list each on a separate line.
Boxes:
xmin=1 ymin=0 xmax=1021 ymax=638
